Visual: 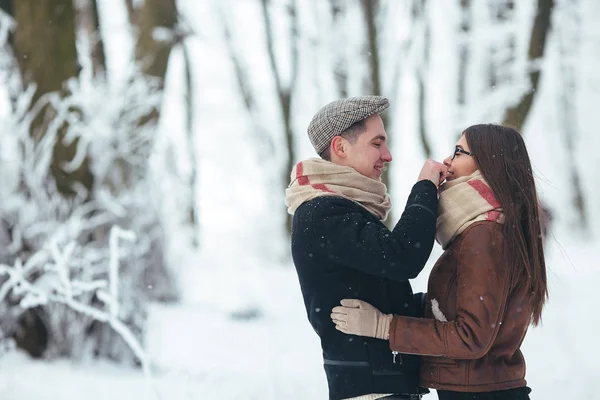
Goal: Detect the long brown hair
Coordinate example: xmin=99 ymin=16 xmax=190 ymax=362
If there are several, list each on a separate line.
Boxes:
xmin=463 ymin=124 xmax=547 ymax=325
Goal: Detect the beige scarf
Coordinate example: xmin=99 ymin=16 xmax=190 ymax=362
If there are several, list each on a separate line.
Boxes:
xmin=285 ymin=158 xmax=391 ymax=220
xmin=436 ymin=170 xmax=504 ymax=249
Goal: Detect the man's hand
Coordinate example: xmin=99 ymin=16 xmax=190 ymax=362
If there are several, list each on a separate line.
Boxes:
xmin=331 ymin=299 xmax=393 ymax=340
xmin=417 ymin=159 xmax=448 ymax=187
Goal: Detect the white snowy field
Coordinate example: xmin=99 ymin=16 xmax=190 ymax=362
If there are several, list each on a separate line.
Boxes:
xmin=0 ymin=228 xmax=597 ymax=400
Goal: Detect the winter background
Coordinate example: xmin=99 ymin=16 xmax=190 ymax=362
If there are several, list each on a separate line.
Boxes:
xmin=0 ymin=0 xmax=598 ymax=399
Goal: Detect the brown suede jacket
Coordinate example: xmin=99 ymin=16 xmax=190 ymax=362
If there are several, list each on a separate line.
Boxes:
xmin=388 ymin=221 xmax=533 ymax=392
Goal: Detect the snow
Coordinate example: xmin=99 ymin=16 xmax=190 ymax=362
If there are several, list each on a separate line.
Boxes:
xmin=0 ymin=0 xmax=599 ymax=399
xmin=0 ymin=229 xmax=597 ymax=399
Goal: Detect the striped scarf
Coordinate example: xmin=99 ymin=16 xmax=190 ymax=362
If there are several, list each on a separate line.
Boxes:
xmin=285 ymin=158 xmax=392 ymax=220
xmin=436 ymin=170 xmax=504 ymax=249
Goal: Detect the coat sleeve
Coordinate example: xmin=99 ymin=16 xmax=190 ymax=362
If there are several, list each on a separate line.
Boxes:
xmin=388 ymin=224 xmax=511 ymax=359
xmin=309 ymin=180 xmax=438 ymax=282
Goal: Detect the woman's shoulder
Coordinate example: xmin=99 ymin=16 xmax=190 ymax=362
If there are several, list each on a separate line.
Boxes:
xmin=458 ymin=221 xmax=504 ymax=247
xmin=463 ymin=220 xmax=503 ymax=234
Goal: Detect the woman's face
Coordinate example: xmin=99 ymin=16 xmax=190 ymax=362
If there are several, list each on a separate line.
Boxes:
xmin=443 ymin=135 xmax=478 ymax=181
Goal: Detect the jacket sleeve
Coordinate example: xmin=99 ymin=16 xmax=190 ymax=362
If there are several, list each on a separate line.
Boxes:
xmin=388 ymin=224 xmax=510 ymax=359
xmin=412 ymin=292 xmax=427 ymax=318
xmin=309 ymin=179 xmax=438 ymax=282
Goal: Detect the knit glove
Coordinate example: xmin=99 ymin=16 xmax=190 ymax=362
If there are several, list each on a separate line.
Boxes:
xmin=331 ymin=299 xmax=393 ymax=340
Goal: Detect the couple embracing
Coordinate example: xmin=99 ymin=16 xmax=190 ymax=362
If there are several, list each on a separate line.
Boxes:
xmin=285 ymin=96 xmax=546 ymax=400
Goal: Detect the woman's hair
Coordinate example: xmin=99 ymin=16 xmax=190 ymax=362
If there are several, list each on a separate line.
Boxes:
xmin=463 ymin=124 xmax=547 ymax=326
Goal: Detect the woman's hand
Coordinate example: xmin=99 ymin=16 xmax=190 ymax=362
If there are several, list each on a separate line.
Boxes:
xmin=331 ymin=299 xmax=393 ymax=340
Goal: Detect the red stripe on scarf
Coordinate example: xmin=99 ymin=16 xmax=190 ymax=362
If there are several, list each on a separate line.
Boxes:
xmin=296 ymin=162 xmax=310 ymax=185
xmin=295 ymin=162 xmax=333 ymax=193
xmin=468 ymin=180 xmax=501 ymax=209
xmin=486 ymin=210 xmax=501 ymax=221
xmin=312 ymin=183 xmax=334 ymax=193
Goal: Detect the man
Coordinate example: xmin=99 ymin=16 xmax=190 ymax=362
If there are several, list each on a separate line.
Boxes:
xmin=285 ymin=96 xmax=447 ymax=400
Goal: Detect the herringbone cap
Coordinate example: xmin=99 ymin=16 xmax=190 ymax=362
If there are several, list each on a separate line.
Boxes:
xmin=307 ymin=95 xmax=389 ymax=155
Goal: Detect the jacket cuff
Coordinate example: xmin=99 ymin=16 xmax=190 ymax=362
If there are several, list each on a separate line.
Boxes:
xmin=389 ymin=315 xmax=400 ymax=349
xmin=412 ymin=292 xmax=427 ymax=318
xmin=405 ymin=180 xmax=439 ymax=217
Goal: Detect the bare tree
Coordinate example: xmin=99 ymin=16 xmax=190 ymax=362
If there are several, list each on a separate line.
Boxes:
xmin=556 ymin=0 xmax=587 ymax=228
xmin=217 ymin=2 xmax=274 ymax=155
xmin=502 ymin=0 xmax=554 ymax=129
xmin=124 ymin=0 xmax=136 ymax=25
xmin=487 ymin=0 xmax=516 ymax=90
xmin=412 ymin=0 xmax=432 ymax=158
xmin=181 ymin=42 xmax=200 ymax=247
xmin=10 ymin=0 xmax=94 ymax=197
xmin=0 ymin=0 xmax=92 ymax=359
xmin=134 ymin=0 xmax=176 ymax=84
xmin=457 ymin=0 xmax=471 ymax=136
xmin=75 ymin=0 xmax=107 ymax=77
xmin=116 ymin=0 xmax=181 ymax=190
xmin=361 ymin=0 xmax=394 ymax=189
xmin=260 ymin=0 xmax=299 ymax=235
xmin=329 ymin=0 xmax=349 ymax=98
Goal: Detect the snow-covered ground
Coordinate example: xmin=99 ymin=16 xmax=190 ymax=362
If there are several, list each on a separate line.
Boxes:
xmin=0 ymin=228 xmax=597 ymax=400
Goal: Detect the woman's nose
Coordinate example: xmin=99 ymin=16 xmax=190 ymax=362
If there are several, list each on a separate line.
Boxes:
xmin=443 ymin=156 xmax=452 ymax=167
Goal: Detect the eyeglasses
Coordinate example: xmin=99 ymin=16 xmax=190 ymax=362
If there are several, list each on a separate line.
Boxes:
xmin=451 ymin=146 xmax=473 ymax=160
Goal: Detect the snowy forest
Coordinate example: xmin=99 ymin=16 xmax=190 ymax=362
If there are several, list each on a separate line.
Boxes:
xmin=0 ymin=0 xmax=597 ymax=399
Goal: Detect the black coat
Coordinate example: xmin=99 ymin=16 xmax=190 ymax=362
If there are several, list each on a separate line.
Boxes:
xmin=291 ymin=180 xmax=438 ymax=400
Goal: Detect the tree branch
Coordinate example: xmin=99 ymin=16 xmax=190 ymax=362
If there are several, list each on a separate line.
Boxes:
xmin=502 ymin=0 xmax=554 ymax=130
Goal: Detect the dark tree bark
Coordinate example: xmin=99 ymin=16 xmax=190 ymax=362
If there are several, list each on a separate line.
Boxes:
xmin=414 ymin=0 xmax=432 ymax=158
xmin=329 ymin=0 xmax=349 ymax=97
xmin=361 ymin=0 xmax=392 ymax=191
xmin=134 ymin=0 xmax=177 ymax=86
xmin=124 ymin=0 xmax=136 ymax=24
xmin=457 ymin=0 xmax=471 ymax=118
xmin=557 ymin=0 xmax=587 ymax=229
xmin=182 ymin=43 xmax=199 ymax=247
xmin=12 ymin=0 xmax=94 ymax=197
xmin=502 ymin=0 xmax=554 ymax=129
xmin=2 ymin=0 xmax=91 ymax=358
xmin=260 ymin=0 xmax=299 ymax=236
xmin=121 ymin=0 xmax=177 ymax=183
xmin=0 ymin=0 xmax=12 ymax=22
xmin=75 ymin=0 xmax=107 ymax=77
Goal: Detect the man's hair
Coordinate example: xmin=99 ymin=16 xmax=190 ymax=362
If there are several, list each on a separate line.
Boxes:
xmin=319 ymin=119 xmax=367 ymax=161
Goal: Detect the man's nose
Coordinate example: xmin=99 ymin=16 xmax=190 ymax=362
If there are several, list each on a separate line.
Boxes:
xmin=382 ymin=146 xmax=392 ymax=162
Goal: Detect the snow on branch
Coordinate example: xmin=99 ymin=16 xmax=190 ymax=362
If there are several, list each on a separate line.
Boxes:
xmin=0 ymin=223 xmax=151 ymax=378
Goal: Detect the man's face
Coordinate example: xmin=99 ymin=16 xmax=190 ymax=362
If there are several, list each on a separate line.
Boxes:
xmin=343 ymin=114 xmax=392 ymax=180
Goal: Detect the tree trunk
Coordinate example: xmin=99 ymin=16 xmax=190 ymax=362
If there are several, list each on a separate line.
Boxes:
xmin=75 ymin=0 xmax=107 ymax=77
xmin=557 ymin=0 xmax=587 ymax=229
xmin=414 ymin=0 xmax=432 ymax=158
xmin=135 ymin=0 xmax=177 ymax=87
xmin=361 ymin=0 xmax=391 ymax=192
xmin=182 ymin=43 xmax=200 ymax=247
xmin=457 ymin=0 xmax=471 ymax=138
xmin=124 ymin=0 xmax=137 ymax=25
xmin=260 ymin=0 xmax=299 ymax=237
xmin=502 ymin=0 xmax=554 ymax=129
xmin=329 ymin=0 xmax=349 ymax=98
xmin=4 ymin=0 xmax=90 ymax=358
xmin=12 ymin=0 xmax=94 ymax=197
xmin=0 ymin=0 xmax=12 ymax=23
xmin=218 ymin=4 xmax=274 ymax=155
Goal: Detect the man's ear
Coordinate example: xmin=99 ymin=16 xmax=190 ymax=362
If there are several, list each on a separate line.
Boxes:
xmin=331 ymin=136 xmax=346 ymax=159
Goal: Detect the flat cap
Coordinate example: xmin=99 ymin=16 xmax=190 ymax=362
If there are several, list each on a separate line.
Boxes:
xmin=307 ymin=95 xmax=389 ymax=155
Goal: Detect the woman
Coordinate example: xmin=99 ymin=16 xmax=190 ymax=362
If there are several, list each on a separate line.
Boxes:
xmin=331 ymin=124 xmax=547 ymax=400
